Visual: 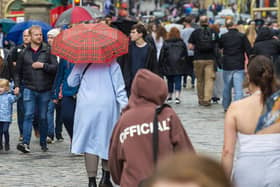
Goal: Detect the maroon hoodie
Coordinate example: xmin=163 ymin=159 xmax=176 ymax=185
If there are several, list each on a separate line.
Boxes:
xmin=109 ymin=69 xmax=194 ymax=187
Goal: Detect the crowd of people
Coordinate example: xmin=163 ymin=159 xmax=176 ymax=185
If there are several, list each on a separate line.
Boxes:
xmin=0 ymin=11 xmax=280 ymax=187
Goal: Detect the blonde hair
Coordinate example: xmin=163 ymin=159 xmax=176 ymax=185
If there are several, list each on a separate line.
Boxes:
xmin=147 ymin=153 xmax=232 ymax=187
xmin=245 ymin=24 xmax=257 ymax=47
xmin=28 ymin=25 xmax=42 ymax=35
xmin=0 ymin=79 xmax=10 ymax=91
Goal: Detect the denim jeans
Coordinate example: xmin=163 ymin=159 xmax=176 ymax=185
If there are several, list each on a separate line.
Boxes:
xmin=166 ymin=75 xmax=182 ymax=93
xmin=47 ymin=101 xmax=55 ymax=139
xmin=0 ymin=122 xmax=10 ymax=144
xmin=22 ymin=88 xmax=51 ymax=146
xmin=222 ymin=70 xmax=244 ymax=110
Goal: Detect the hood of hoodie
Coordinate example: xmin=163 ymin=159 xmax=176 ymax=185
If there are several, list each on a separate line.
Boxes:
xmin=125 ymin=69 xmax=168 ymax=110
xmin=255 ymin=27 xmax=273 ymax=43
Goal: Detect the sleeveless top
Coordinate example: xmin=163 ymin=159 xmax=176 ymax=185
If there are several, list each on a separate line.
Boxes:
xmin=238 ymin=132 xmax=280 ymax=153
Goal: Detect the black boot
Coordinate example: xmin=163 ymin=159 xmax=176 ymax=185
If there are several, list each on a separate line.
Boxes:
xmin=99 ymin=169 xmax=113 ymax=187
xmin=88 ymin=177 xmax=96 ymax=187
xmin=4 ymin=143 xmax=9 ymax=151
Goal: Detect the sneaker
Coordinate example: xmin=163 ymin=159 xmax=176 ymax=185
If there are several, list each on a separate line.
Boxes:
xmin=175 ymin=98 xmax=181 ymax=104
xmin=201 ymin=101 xmax=211 ymax=106
xmin=18 ymin=136 xmax=23 ymax=142
xmin=166 ymin=97 xmax=172 ymax=103
xmin=56 ymin=135 xmax=64 ymax=142
xmin=5 ymin=144 xmax=10 ymax=151
xmin=41 ymin=145 xmax=48 ymax=152
xmin=17 ymin=143 xmax=30 ymax=153
xmin=212 ymin=97 xmax=220 ymax=104
xmin=47 ymin=137 xmax=55 ymax=144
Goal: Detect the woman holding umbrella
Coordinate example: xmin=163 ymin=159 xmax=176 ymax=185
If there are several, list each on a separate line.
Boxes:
xmin=52 ymin=23 xmax=129 ymax=187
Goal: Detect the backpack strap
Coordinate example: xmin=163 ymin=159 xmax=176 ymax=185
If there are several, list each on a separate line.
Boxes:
xmin=153 ymin=103 xmax=171 ymax=163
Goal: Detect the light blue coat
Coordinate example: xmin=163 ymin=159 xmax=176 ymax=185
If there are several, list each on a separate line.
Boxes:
xmin=0 ymin=92 xmax=17 ymax=122
xmin=68 ymin=61 xmax=128 ymax=159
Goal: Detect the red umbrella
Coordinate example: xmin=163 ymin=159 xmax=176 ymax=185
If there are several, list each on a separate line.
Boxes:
xmin=51 ymin=23 xmax=129 ymax=63
xmin=54 ymin=6 xmax=104 ymax=27
xmin=71 ymin=6 xmax=92 ymax=24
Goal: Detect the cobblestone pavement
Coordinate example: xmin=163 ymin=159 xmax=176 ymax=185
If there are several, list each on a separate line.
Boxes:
xmin=0 ymin=86 xmax=225 ymax=187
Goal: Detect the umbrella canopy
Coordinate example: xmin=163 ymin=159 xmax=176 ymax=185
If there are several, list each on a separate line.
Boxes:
xmin=55 ymin=6 xmax=104 ymax=27
xmin=6 ymin=20 xmax=52 ymax=45
xmin=111 ymin=18 xmax=137 ymax=36
xmin=0 ymin=18 xmax=16 ymax=33
xmin=52 ymin=23 xmax=129 ymax=63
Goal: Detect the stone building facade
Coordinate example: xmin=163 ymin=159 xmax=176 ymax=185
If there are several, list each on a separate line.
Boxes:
xmin=0 ymin=0 xmax=26 ymax=21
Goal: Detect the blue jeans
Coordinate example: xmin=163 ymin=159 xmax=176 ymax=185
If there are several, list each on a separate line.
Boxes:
xmin=22 ymin=88 xmax=51 ymax=146
xmin=47 ymin=101 xmax=55 ymax=139
xmin=166 ymin=75 xmax=182 ymax=93
xmin=222 ymin=70 xmax=244 ymax=110
xmin=0 ymin=122 xmax=10 ymax=145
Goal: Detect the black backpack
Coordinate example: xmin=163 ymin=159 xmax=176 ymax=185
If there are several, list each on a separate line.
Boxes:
xmin=196 ymin=27 xmax=215 ymax=52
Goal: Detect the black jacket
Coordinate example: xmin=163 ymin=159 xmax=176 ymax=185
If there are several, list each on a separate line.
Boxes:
xmin=14 ymin=43 xmax=57 ymax=92
xmin=0 ymin=48 xmax=11 ymax=80
xmin=253 ymin=27 xmax=280 ymax=61
xmin=4 ymin=44 xmax=26 ymax=81
xmin=159 ymin=38 xmax=188 ymax=76
xmin=118 ymin=42 xmax=159 ymax=96
xmin=219 ymin=29 xmax=252 ymax=71
xmin=253 ymin=39 xmax=280 ymax=60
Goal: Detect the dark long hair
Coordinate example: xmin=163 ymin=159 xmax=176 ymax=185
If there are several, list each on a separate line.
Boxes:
xmin=155 ymin=25 xmax=167 ymax=41
xmin=248 ymin=55 xmax=279 ymax=103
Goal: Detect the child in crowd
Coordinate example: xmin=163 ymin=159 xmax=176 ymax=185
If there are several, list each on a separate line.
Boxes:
xmin=0 ymin=78 xmax=17 ymax=151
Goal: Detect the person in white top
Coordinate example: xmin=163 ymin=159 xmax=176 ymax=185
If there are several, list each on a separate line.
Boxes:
xmin=222 ymin=55 xmax=280 ymax=187
xmin=152 ymin=25 xmax=167 ymax=61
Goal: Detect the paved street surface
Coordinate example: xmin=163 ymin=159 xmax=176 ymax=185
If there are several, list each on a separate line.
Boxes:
xmin=0 ymin=86 xmax=225 ymax=187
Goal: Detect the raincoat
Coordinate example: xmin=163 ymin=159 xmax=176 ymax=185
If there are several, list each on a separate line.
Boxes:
xmin=67 ymin=61 xmax=128 ymax=159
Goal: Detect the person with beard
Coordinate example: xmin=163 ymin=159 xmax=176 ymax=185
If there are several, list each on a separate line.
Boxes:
xmin=14 ymin=25 xmax=57 ymax=153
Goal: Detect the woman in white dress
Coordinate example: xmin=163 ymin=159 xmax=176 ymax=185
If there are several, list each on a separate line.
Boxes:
xmin=221 ymin=55 xmax=280 ymax=187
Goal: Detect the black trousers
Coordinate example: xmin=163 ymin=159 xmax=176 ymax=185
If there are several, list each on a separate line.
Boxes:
xmin=61 ymin=96 xmax=76 ymax=140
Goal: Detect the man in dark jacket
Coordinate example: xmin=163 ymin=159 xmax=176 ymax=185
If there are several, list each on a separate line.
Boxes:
xmin=14 ymin=25 xmax=57 ymax=153
xmin=189 ymin=16 xmax=219 ymax=106
xmin=118 ymin=23 xmax=159 ymax=96
xmin=219 ymin=19 xmax=252 ymax=111
xmin=6 ymin=29 xmax=31 ymax=141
